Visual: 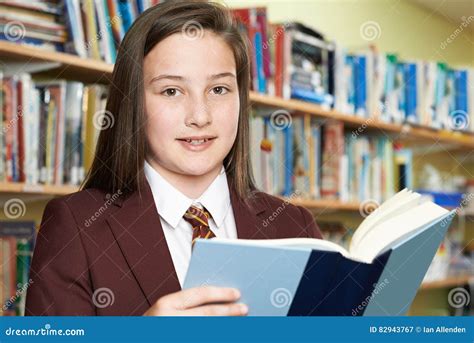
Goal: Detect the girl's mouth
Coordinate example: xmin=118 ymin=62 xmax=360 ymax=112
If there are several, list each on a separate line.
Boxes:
xmin=176 ymin=137 xmax=217 ymax=151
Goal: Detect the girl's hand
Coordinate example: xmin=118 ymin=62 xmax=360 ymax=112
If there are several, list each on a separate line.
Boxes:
xmin=143 ymin=286 xmax=248 ymax=316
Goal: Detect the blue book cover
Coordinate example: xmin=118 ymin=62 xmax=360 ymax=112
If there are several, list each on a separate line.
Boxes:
xmin=118 ymin=0 xmax=134 ymax=33
xmin=254 ymin=31 xmax=266 ymax=93
xmin=136 ymin=0 xmax=145 ymax=14
xmin=404 ymin=63 xmax=417 ymax=123
xmin=345 ymin=55 xmax=355 ymax=110
xmin=454 ymin=70 xmax=468 ymax=114
xmin=184 ymin=192 xmax=455 ymax=316
xmin=291 ymin=88 xmax=327 ymax=104
xmin=396 ymin=63 xmax=406 ymax=122
xmin=354 ymin=55 xmax=367 ymax=117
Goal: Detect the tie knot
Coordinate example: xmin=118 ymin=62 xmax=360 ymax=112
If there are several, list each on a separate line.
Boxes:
xmin=183 ymin=204 xmax=211 ymax=229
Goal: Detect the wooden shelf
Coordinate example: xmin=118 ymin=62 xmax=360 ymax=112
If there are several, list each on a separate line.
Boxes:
xmin=0 ymin=41 xmax=113 ymax=84
xmin=420 ymin=275 xmax=473 ymax=290
xmin=285 ymin=197 xmax=361 ymax=211
xmin=250 ymin=91 xmax=474 ymax=150
xmin=0 ymin=182 xmax=362 ymax=211
xmin=0 ymin=182 xmax=78 ymax=196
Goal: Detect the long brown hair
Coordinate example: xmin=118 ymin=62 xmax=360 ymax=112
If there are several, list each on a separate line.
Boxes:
xmin=82 ymin=0 xmax=257 ymax=200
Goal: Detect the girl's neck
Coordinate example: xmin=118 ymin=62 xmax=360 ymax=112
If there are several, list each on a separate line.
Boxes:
xmin=146 ymin=159 xmax=222 ymax=199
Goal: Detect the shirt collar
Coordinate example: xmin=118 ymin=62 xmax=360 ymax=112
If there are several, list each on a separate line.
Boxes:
xmin=144 ymin=161 xmax=230 ymax=229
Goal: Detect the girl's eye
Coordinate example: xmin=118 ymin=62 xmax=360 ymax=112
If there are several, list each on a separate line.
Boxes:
xmin=161 ymin=88 xmax=182 ymax=97
xmin=211 ymin=86 xmax=229 ymax=95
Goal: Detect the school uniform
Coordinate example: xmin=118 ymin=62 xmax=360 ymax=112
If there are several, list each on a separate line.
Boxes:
xmin=25 ymin=164 xmax=322 ymax=316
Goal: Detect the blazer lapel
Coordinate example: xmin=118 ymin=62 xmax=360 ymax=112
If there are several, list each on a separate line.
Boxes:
xmin=105 ymin=182 xmax=181 ymax=307
xmin=228 ymin=183 xmax=273 ymax=240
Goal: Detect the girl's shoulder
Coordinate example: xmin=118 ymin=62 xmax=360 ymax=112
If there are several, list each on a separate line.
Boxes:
xmin=44 ymin=187 xmax=123 ymax=229
xmin=247 ymin=190 xmax=312 ymax=220
xmin=247 ymin=190 xmax=321 ymax=239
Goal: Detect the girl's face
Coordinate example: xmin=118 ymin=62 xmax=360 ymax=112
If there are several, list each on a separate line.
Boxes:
xmin=143 ymin=29 xmax=240 ymax=179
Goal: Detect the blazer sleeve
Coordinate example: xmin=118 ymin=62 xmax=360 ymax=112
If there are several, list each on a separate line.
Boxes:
xmin=298 ymin=206 xmax=323 ymax=239
xmin=25 ymin=198 xmax=96 ymax=316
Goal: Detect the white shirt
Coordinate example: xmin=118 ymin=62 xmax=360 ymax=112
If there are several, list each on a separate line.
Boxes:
xmin=144 ymin=161 xmax=238 ymax=287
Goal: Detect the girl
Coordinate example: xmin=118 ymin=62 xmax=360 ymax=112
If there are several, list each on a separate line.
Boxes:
xmin=25 ymin=0 xmax=322 ymax=316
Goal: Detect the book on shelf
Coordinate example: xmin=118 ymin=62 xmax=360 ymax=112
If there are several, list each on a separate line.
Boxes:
xmin=0 ymin=72 xmax=107 ymax=186
xmin=184 ymin=189 xmax=456 ymax=316
xmin=230 ymin=6 xmax=474 ymax=134
xmin=0 ymin=1 xmax=65 ymax=52
xmin=250 ymin=111 xmax=404 ymax=203
xmin=232 ymin=8 xmax=334 ymax=108
xmin=0 ymin=0 xmax=164 ymax=63
xmin=424 ymin=218 xmax=472 ymax=283
xmin=0 ymin=221 xmax=36 ymax=317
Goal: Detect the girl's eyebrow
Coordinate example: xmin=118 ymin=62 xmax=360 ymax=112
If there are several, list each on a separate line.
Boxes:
xmin=149 ymin=72 xmax=236 ymax=84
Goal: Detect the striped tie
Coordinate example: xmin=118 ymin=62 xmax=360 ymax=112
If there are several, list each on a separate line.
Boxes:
xmin=183 ymin=204 xmax=216 ymax=247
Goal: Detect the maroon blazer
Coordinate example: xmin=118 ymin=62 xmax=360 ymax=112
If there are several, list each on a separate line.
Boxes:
xmin=25 ymin=180 xmax=322 ymax=316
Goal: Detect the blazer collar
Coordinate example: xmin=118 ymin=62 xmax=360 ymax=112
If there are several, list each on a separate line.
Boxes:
xmin=105 ymin=177 xmax=269 ymax=307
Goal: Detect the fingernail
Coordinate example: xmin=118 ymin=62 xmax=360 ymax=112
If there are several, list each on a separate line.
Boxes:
xmin=233 ymin=289 xmax=240 ymax=298
xmin=239 ymin=304 xmax=248 ymax=315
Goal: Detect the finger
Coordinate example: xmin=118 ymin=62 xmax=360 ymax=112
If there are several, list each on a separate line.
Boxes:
xmin=169 ymin=286 xmax=240 ymax=310
xmin=183 ymin=303 xmax=248 ymax=316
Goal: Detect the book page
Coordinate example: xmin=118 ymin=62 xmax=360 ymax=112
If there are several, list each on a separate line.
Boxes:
xmin=210 ymin=237 xmax=351 ymax=259
xmin=350 ymin=190 xmax=426 ymax=252
xmin=351 ymin=201 xmax=448 ymax=263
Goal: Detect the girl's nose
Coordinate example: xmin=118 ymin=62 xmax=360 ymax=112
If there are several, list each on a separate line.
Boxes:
xmin=185 ymin=97 xmax=212 ymax=128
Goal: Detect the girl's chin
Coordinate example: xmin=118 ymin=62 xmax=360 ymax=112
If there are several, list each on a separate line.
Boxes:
xmin=177 ymin=164 xmax=220 ymax=177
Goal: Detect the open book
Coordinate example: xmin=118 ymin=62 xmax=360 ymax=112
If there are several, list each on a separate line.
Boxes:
xmin=184 ymin=189 xmax=456 ymax=316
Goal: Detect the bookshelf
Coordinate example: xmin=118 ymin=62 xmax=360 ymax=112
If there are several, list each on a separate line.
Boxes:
xmin=0 ymin=40 xmax=472 ymax=151
xmin=0 ymin=42 xmax=472 ymax=209
xmin=1 ymin=15 xmax=472 ymax=317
